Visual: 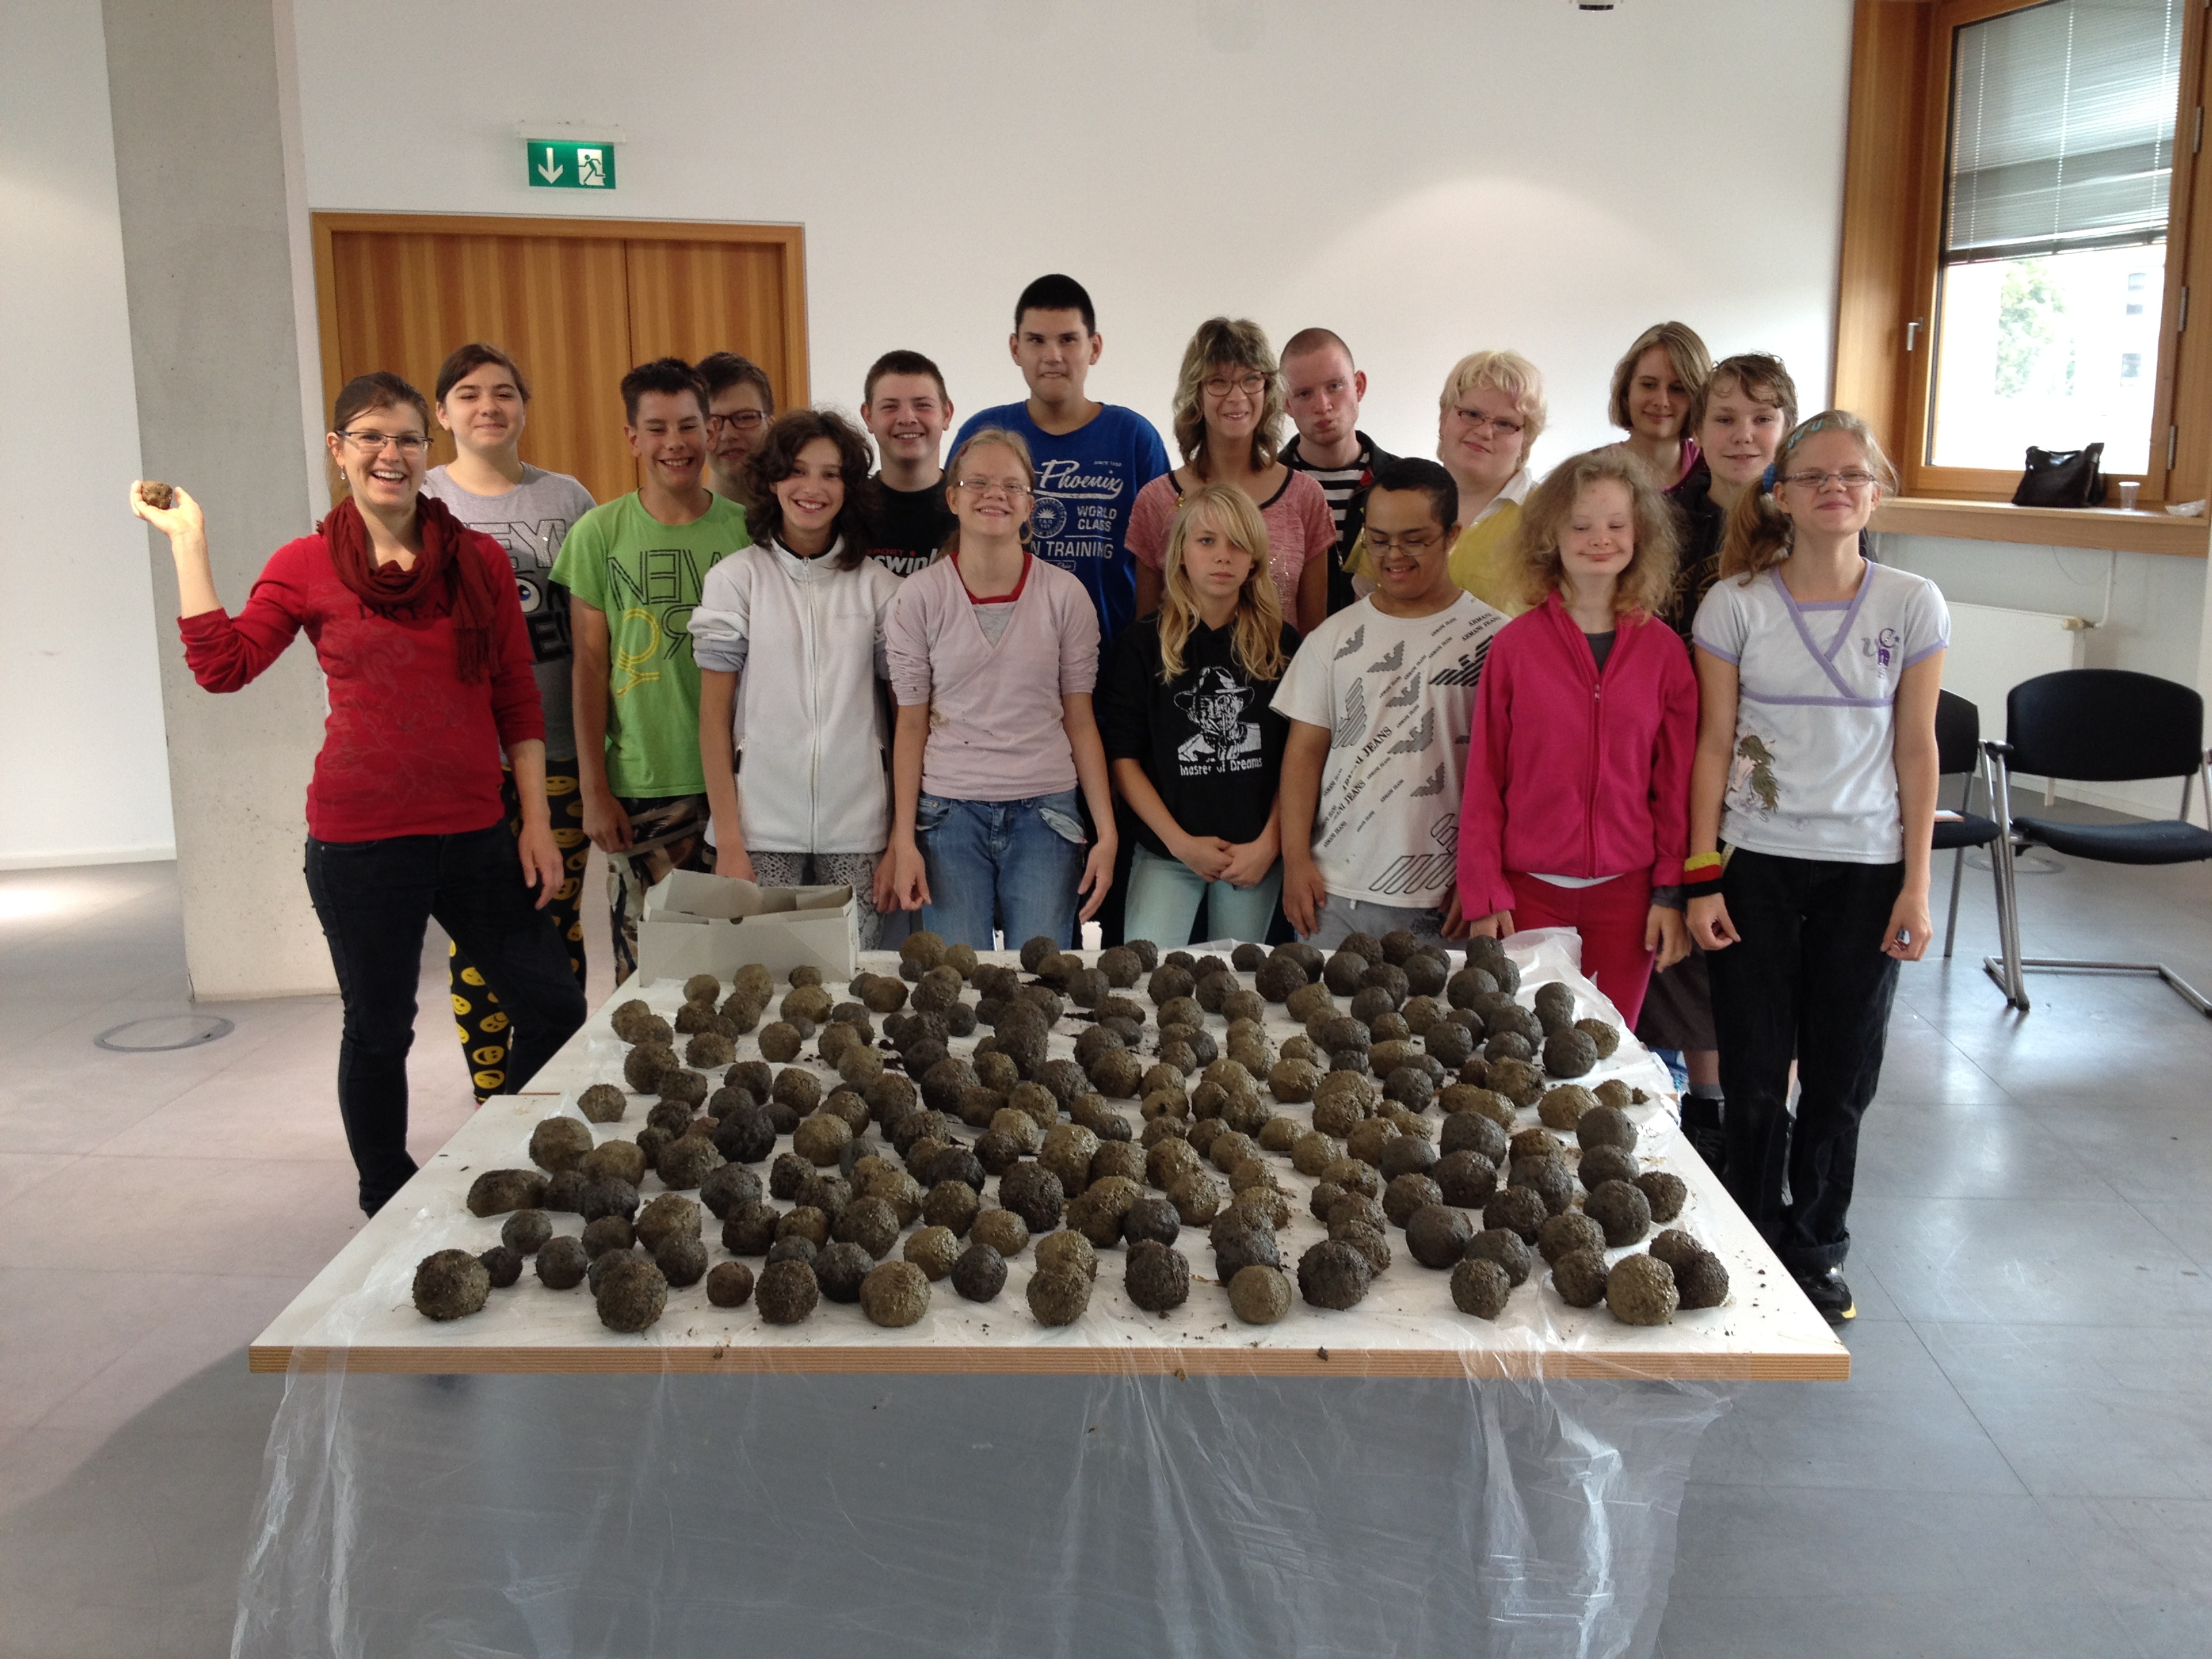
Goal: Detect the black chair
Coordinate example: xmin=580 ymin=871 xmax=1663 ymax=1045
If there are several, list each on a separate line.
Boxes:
xmin=1931 ymin=690 xmax=2005 ymax=959
xmin=1984 ymin=669 xmax=2212 ymax=1015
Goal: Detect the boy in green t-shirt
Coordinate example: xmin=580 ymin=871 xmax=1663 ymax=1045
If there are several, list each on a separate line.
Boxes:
xmin=554 ymin=357 xmax=751 ymax=979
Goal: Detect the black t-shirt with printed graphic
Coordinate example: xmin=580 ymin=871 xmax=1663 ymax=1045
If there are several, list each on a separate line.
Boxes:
xmin=1097 ymin=615 xmax=1298 ymax=857
xmin=865 ymin=474 xmax=956 ymax=577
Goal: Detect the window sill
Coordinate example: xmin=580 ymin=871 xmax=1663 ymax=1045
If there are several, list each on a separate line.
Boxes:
xmin=1872 ymin=497 xmax=2211 ymax=558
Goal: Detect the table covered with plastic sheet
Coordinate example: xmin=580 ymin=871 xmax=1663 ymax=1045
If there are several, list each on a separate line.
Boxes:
xmin=237 ymin=935 xmax=1845 ymax=1659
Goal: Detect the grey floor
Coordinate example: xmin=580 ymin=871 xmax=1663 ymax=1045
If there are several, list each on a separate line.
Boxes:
xmin=1 ymin=821 xmax=2208 ymax=1658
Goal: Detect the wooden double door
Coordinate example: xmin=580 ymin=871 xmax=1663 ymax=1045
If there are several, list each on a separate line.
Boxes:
xmin=312 ymin=213 xmax=808 ymax=506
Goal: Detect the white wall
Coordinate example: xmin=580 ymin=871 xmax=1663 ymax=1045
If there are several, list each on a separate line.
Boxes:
xmin=0 ymin=0 xmax=175 ymax=868
xmin=291 ymin=0 xmax=1853 ymax=466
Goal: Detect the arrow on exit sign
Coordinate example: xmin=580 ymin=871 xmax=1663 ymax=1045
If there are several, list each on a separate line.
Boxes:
xmin=526 ymin=140 xmax=617 ymax=190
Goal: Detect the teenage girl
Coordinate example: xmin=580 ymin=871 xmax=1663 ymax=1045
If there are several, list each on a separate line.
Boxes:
xmin=1457 ymin=449 xmax=1696 ymax=1027
xmin=1607 ymin=321 xmax=1712 ymax=487
xmin=1099 ymin=484 xmax=1296 ymax=946
xmin=691 ymin=409 xmax=901 ymax=946
xmin=1128 ymin=317 xmax=1335 ymax=635
xmin=1686 ymin=411 xmax=1948 ymax=1324
xmin=131 ymin=372 xmax=586 ymax=1215
xmin=882 ymin=429 xmax=1118 ymax=948
xmin=422 ymin=342 xmax=597 ymax=1101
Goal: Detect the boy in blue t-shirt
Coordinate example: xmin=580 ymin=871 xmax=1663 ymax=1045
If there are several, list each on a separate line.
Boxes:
xmin=950 ymin=274 xmax=1170 ymax=649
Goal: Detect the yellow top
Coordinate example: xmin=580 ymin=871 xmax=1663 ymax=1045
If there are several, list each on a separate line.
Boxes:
xmin=1342 ymin=470 xmax=1532 ymax=617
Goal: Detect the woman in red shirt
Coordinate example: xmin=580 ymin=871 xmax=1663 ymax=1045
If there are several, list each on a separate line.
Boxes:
xmin=131 ymin=371 xmax=586 ymax=1214
xmin=1456 ymin=448 xmax=1698 ymax=1025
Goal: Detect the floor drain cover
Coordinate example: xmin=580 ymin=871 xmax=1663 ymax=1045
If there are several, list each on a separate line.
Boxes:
xmin=94 ymin=1015 xmax=235 ymax=1052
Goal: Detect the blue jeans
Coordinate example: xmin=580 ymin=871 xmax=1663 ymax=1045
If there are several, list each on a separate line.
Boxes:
xmin=916 ymin=790 xmax=1090 ymax=950
xmin=1123 ymin=844 xmax=1283 ymax=949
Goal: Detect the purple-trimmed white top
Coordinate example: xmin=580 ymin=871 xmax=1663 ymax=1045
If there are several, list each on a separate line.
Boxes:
xmin=1693 ymin=562 xmax=1949 ymax=863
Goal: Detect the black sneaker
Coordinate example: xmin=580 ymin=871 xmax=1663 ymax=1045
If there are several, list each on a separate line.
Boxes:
xmin=1795 ymin=1269 xmax=1856 ymax=1324
xmin=1680 ymin=1099 xmax=1725 ymax=1176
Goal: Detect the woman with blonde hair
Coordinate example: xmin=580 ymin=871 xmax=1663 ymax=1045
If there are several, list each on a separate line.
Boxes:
xmin=1457 ymin=448 xmax=1698 ymax=1025
xmin=1685 ymin=411 xmax=1947 ymax=1324
xmin=1129 ymin=316 xmax=1334 ymax=634
xmin=1099 ymin=483 xmax=1297 ymax=946
xmin=1609 ymin=321 xmax=1713 ymax=487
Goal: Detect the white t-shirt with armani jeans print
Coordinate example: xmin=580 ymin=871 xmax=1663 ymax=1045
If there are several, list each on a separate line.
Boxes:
xmin=1273 ymin=592 xmax=1506 ymax=908
xmin=1694 ymin=562 xmax=1949 ymax=865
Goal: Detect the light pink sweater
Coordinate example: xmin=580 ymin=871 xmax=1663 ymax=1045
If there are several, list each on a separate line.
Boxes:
xmin=886 ymin=554 xmax=1100 ymax=801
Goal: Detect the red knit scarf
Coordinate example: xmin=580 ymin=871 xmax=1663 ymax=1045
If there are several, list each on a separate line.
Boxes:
xmin=319 ymin=493 xmax=500 ymax=682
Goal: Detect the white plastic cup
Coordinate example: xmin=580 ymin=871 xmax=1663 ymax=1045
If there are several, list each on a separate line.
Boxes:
xmin=2117 ymin=480 xmax=2141 ymax=510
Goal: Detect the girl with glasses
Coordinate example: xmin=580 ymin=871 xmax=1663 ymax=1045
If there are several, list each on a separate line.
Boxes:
xmin=882 ymin=430 xmax=1118 ymax=947
xmin=1128 ymin=317 xmax=1334 ymax=636
xmin=129 ymin=372 xmax=586 ymax=1216
xmin=1685 ymin=411 xmax=1949 ymax=1325
xmin=1098 ymin=485 xmax=1296 ymax=947
xmin=690 ymin=410 xmax=902 ymax=945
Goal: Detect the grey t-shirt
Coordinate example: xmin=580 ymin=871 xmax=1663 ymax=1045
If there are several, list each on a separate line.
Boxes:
xmin=422 ymin=464 xmax=597 ymax=760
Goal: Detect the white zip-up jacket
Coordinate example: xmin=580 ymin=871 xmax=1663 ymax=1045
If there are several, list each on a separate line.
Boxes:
xmin=689 ymin=538 xmax=904 ymax=853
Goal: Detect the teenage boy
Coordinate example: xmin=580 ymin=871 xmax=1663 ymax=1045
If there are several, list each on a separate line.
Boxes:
xmin=861 ymin=349 xmax=956 ymax=577
xmin=1274 ymin=457 xmax=1506 ymax=948
xmin=951 ymin=274 xmax=1169 ymax=648
xmin=698 ymin=352 xmax=775 ymax=506
xmin=555 ymin=357 xmax=751 ymax=980
xmin=1279 ymin=328 xmax=1398 ymax=617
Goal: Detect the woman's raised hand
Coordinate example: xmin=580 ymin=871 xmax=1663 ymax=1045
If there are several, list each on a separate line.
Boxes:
xmin=129 ymin=480 xmax=203 ymax=543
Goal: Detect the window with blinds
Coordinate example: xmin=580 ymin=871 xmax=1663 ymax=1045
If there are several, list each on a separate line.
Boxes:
xmin=1928 ymin=0 xmax=2184 ymax=473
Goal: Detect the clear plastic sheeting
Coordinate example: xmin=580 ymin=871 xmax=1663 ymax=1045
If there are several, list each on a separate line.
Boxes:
xmin=235 ymin=1360 xmax=1737 ymax=1659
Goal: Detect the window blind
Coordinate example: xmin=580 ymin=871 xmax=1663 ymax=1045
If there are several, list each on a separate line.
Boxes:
xmin=1944 ymin=0 xmax=2184 ymax=264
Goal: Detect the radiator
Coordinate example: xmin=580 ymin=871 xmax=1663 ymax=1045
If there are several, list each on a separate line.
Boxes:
xmin=1941 ymin=602 xmax=2086 ymax=743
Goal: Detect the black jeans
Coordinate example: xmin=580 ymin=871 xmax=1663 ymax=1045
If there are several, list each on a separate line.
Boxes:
xmin=305 ymin=824 xmax=588 ymax=1215
xmin=1706 ymin=848 xmax=1903 ymax=1275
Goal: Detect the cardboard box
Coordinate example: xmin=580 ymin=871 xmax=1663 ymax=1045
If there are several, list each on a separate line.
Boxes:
xmin=635 ymin=871 xmax=857 ymax=985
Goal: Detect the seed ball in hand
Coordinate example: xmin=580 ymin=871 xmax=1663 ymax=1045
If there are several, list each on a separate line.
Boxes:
xmin=1228 ymin=1263 xmax=1292 ymax=1324
xmin=1551 ymin=1247 xmax=1609 ymax=1309
xmin=535 ymin=1235 xmax=589 ymax=1289
xmin=1635 ymin=1170 xmax=1687 ymax=1224
xmin=1027 ymin=1265 xmax=1093 ymax=1326
xmin=1036 ymin=1229 xmax=1099 ymax=1282
xmin=594 ymin=1256 xmax=668 ymax=1333
xmin=970 ymin=1206 xmax=1030 ymax=1257
xmin=1605 ymin=1254 xmax=1679 ymax=1325
xmin=1450 ymin=1256 xmax=1513 ymax=1319
xmin=1584 ymin=1179 xmax=1654 ymax=1247
xmin=1538 ymin=1210 xmax=1607 ymax=1265
xmin=1406 ymin=1203 xmax=1476 ymax=1269
xmin=1297 ymin=1239 xmax=1374 ymax=1310
xmin=1573 ymin=1145 xmax=1636 ymax=1192
xmin=756 ymin=1259 xmax=819 ymax=1324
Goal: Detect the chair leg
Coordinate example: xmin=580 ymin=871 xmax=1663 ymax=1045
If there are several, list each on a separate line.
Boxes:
xmin=1942 ymin=843 xmax=1965 ymax=959
xmin=1980 ymin=751 xmax=2030 ymax=1010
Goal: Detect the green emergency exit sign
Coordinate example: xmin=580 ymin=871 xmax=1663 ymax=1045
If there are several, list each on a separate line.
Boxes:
xmin=525 ymin=140 xmax=616 ymax=190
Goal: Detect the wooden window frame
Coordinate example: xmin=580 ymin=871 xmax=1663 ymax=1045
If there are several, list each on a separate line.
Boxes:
xmin=307 ymin=211 xmax=810 ymax=419
xmin=1836 ymin=0 xmax=2212 ymax=556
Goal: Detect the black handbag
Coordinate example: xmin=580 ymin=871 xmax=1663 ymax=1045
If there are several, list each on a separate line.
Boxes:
xmin=2012 ymin=443 xmax=2107 ymax=508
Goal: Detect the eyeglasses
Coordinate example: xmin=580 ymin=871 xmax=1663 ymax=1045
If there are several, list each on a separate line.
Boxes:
xmin=1780 ymin=469 xmax=1878 ymax=491
xmin=1450 ymin=408 xmax=1524 ymax=436
xmin=339 ymin=430 xmax=430 ymax=456
xmin=1364 ymin=530 xmax=1446 ymax=556
xmin=708 ymin=411 xmax=769 ymax=433
xmin=1202 ymin=373 xmax=1267 ymax=399
xmin=955 ymin=478 xmax=1033 ymax=500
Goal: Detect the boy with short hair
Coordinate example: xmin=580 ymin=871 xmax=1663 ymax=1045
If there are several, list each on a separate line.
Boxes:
xmin=1273 ymin=456 xmax=1505 ymax=947
xmin=697 ymin=352 xmax=775 ymax=506
xmin=1279 ymin=327 xmax=1398 ymax=617
xmin=554 ymin=357 xmax=751 ymax=979
xmin=861 ymin=349 xmax=956 ymax=577
xmin=949 ymin=274 xmax=1169 ymax=648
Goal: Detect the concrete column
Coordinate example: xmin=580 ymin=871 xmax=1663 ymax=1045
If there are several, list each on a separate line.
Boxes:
xmin=102 ymin=0 xmax=335 ymax=996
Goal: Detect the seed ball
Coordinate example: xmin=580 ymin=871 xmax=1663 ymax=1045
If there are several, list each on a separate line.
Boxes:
xmin=1542 ymin=1027 xmax=1600 ymax=1079
xmin=1511 ymin=1126 xmax=1563 ymax=1160
xmin=661 ymin=1068 xmax=711 ymax=1109
xmin=656 ymin=1235 xmax=708 ymax=1288
xmin=1483 ymin=1187 xmax=1549 ymax=1242
xmin=573 ymin=1083 xmax=628 ymax=1125
xmin=621 ymin=1044 xmax=672 ymax=1093
xmin=1069 ymin=1174 xmax=1142 ymax=1247
xmin=855 ymin=1259 xmax=930 ymax=1328
xmin=1256 ymin=1117 xmax=1300 ymax=1156
xmin=1168 ymin=1170 xmax=1228 ymax=1226
xmin=1575 ymin=1018 xmax=1622 ymax=1058
xmin=753 ymin=1259 xmax=819 ymax=1324
xmin=527 ymin=1116 xmax=594 ymax=1176
xmin=1403 ymin=951 xmax=1450 ymax=997
xmin=406 ymin=1247 xmax=493 ymax=1322
xmin=997 ymin=1162 xmax=1067 ymax=1232
xmin=790 ymin=1113 xmax=850 ymax=1169
xmin=1222 ymin=1263 xmax=1289 ymax=1324
xmin=634 ymin=1191 xmax=701 ymax=1254
xmin=1439 ymin=1086 xmax=1516 ymax=1134
xmin=1084 ymin=1047 xmax=1143 ymax=1101
xmin=1579 ymin=1145 xmax=1642 ymax=1190
xmin=1207 ymin=1130 xmax=1261 ymax=1175
xmin=1487 ymin=1059 xmax=1546 ymax=1109
xmin=832 ymin=1195 xmax=901 ymax=1260
xmin=1420 ymin=1021 xmax=1473 ymax=1072
xmin=466 ymin=1168 xmax=550 ymax=1219
xmin=1229 ymin=1183 xmax=1292 ymax=1231
xmin=971 ymin=1129 xmax=1021 ymax=1176
xmin=681 ymin=1029 xmax=733 ymax=1070
xmin=645 ymin=1099 xmax=695 ymax=1140
xmin=1297 ymin=1240 xmax=1374 ymax=1310
xmin=1406 ymin=1203 xmax=1476 ymax=1269
xmin=1576 ymin=1103 xmax=1638 ymax=1153
xmin=1030 ymin=1235 xmax=1094 ymax=1291
xmin=1671 ymin=1247 xmax=1729 ymax=1309
xmin=1186 ymin=1120 xmax=1226 ymax=1158
xmin=1377 ymin=1135 xmax=1439 ymax=1183
xmin=1538 ymin=1084 xmax=1598 ymax=1133
xmin=1101 ymin=1190 xmax=1170 ymax=1247
xmin=922 ymin=1179 xmax=981 ymax=1237
xmin=1532 ymin=981 xmax=1577 ymax=1029
xmin=1538 ymin=1210 xmax=1608 ymax=1266
xmin=1114 ymin=1239 xmax=1185 ymax=1313
xmin=693 ymin=1261 xmax=754 ymax=1311
xmin=583 ymin=1216 xmax=639 ymax=1259
xmin=754 ymin=1022 xmax=800 ymax=1063
xmin=720 ymin=1200 xmax=781 ymax=1255
xmin=1378 ymin=1172 xmax=1440 ymax=1229
xmin=594 ymin=1257 xmax=668 ymax=1333
xmin=1485 ymin=1031 xmax=1534 ymax=1067
xmin=1096 ymin=945 xmax=1142 ymax=988
xmin=1323 ymin=1216 xmax=1386 ymax=1274
xmin=1585 ymin=1179 xmax=1654 ymax=1247
xmin=1217 ymin=987 xmax=1265 ymax=1026
xmin=1209 ymin=1214 xmax=1282 ymax=1278
xmin=609 ymin=997 xmax=656 ymax=1041
xmin=900 ymin=1225 xmax=959 ymax=1280
xmin=1509 ymin=1153 xmax=1576 ymax=1217
xmin=657 ymin=1134 xmax=724 ymax=1190
xmin=1605 ymin=1253 xmax=1679 ymax=1325
xmin=1641 ymin=1231 xmax=1698 ymax=1276
xmin=1318 ymin=951 xmax=1364 ymax=996
xmin=1636 ymin=1171 xmax=1687 ymax=1223
xmin=804 ymin=1240 xmax=867 ymax=1303
xmin=1343 ymin=1118 xmax=1399 ymax=1169
xmin=970 ymin=1207 xmax=1030 ymax=1258
xmin=1453 ymin=1229 xmax=1527 ymax=1292
xmin=1439 ymin=1257 xmax=1509 ymax=1324
xmin=776 ymin=1206 xmax=830 ymax=1248
xmin=579 ymin=1176 xmax=640 ymax=1225
xmin=1551 ymin=1247 xmax=1610 ymax=1309
xmin=1023 ymin=1263 xmax=1090 ymax=1325
xmin=1440 ymin=1113 xmax=1511 ymax=1169
xmin=1318 ymin=1157 xmax=1380 ymax=1202
xmin=719 ymin=999 xmax=762 ymax=1035
xmin=1434 ymin=1149 xmax=1500 ymax=1208
xmin=926 ymin=1143 xmax=989 ymax=1191
xmin=1147 ymin=1136 xmax=1203 ymax=1189
xmin=530 ymin=1234 xmax=586 ymax=1290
